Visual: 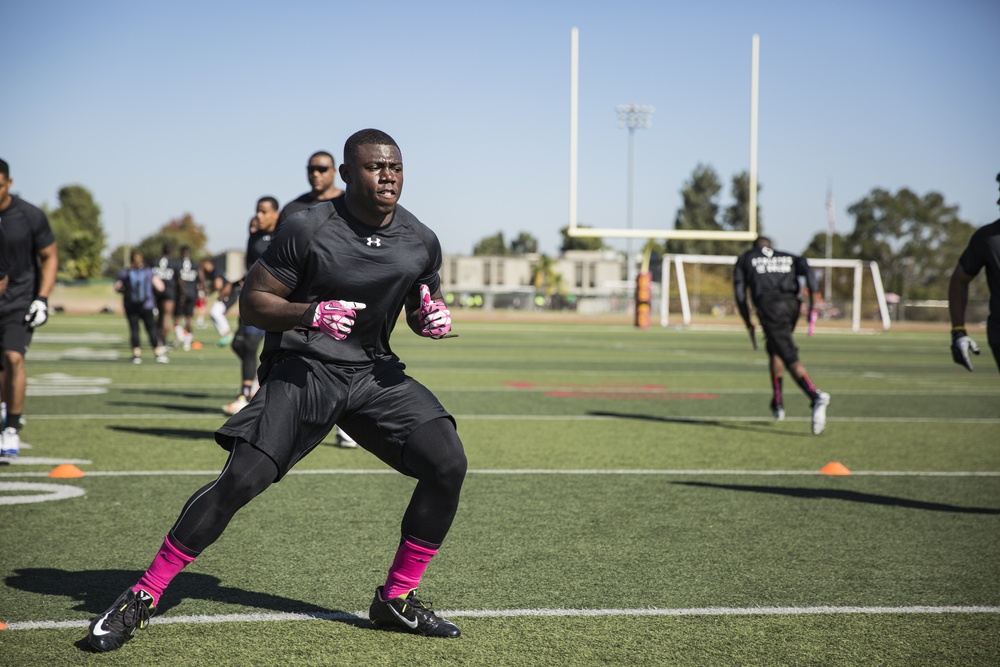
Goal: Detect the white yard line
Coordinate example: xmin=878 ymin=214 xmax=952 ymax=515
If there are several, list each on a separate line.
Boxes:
xmin=5 ymin=604 xmax=999 ymax=631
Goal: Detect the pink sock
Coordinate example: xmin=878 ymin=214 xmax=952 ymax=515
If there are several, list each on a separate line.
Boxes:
xmin=382 ymin=538 xmax=438 ymax=599
xmin=772 ymin=376 xmax=783 ymax=405
xmin=133 ymin=535 xmax=196 ymax=606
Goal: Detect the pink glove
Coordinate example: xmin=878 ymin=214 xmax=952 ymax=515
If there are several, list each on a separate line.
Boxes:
xmin=311 ymin=300 xmax=366 ymax=341
xmin=807 ymin=309 xmax=818 ymax=337
xmin=418 ymin=285 xmax=452 ymax=338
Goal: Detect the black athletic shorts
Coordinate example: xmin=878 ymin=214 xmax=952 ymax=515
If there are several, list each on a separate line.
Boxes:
xmin=0 ymin=309 xmax=33 ymax=356
xmin=215 ymin=351 xmax=454 ymax=480
xmin=755 ymin=295 xmax=801 ymax=365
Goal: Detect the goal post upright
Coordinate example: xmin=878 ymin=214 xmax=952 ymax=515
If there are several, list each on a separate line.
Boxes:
xmin=567 ymin=30 xmax=758 ymax=243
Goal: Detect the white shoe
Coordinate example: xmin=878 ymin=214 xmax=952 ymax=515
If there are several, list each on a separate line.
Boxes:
xmin=223 ymin=395 xmax=249 ymax=416
xmin=811 ymin=392 xmax=831 ymax=435
xmin=132 ymin=356 xmax=142 ymax=365
xmin=335 ymin=427 xmax=359 ymax=449
xmin=1 ymin=427 xmax=21 ymax=458
xmin=155 ymin=355 xmax=170 ymax=364
xmin=770 ymin=400 xmax=785 ymax=421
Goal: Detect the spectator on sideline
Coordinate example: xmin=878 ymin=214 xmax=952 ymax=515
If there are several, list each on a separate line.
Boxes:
xmin=733 ymin=235 xmax=831 ymax=435
xmin=948 ymin=172 xmax=1000 ymax=374
xmin=0 ymin=158 xmax=58 ymax=459
xmin=223 ymin=198 xmax=279 ymax=415
xmin=87 ymin=129 xmax=464 ymax=651
xmin=115 ymin=249 xmax=168 ymax=364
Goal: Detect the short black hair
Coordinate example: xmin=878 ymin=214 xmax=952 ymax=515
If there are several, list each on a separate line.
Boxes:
xmin=343 ymin=129 xmax=399 ymax=163
xmin=162 ymin=242 xmax=173 ymax=255
xmin=309 ymin=151 xmax=335 ymax=165
xmin=0 ymin=159 xmax=8 ymax=179
xmin=754 ymin=236 xmax=772 ymax=249
xmin=257 ymin=196 xmax=279 ymax=211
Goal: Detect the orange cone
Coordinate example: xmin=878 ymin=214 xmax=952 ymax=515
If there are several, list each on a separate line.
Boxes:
xmin=49 ymin=464 xmax=85 ymax=478
xmin=819 ymin=461 xmax=851 ymax=476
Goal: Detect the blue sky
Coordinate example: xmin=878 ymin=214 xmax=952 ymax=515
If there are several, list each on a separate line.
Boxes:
xmin=4 ymin=0 xmax=998 ymax=259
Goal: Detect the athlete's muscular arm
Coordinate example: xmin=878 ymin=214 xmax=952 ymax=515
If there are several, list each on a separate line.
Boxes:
xmin=238 ymin=262 xmax=308 ymax=331
xmin=948 ymin=264 xmax=973 ymax=330
xmin=732 ymin=269 xmax=752 ymax=329
xmin=36 ymin=242 xmax=58 ymax=299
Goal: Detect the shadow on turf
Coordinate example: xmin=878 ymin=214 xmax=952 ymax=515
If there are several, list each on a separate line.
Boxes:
xmin=6 ymin=568 xmax=370 ymax=628
xmin=130 ymin=388 xmax=215 ymax=399
xmin=108 ymin=400 xmax=225 ymax=414
xmin=673 ymin=481 xmax=1000 ymax=514
xmin=588 ymin=410 xmax=803 ymax=437
xmin=107 ymin=425 xmax=217 ymax=440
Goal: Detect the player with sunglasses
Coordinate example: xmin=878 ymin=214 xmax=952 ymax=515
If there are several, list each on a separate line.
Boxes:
xmin=277 ymin=151 xmax=344 ymax=225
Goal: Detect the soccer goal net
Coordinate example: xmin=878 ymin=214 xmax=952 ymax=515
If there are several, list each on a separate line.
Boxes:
xmin=659 ymin=254 xmax=891 ymax=332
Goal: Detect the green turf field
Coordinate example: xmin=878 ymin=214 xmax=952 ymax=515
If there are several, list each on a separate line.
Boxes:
xmin=1 ymin=314 xmax=998 ymax=666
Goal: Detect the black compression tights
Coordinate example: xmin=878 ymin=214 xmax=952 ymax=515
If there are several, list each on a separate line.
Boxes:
xmin=168 ymin=441 xmax=277 ymax=554
xmin=231 ymin=331 xmax=263 ymax=383
xmin=398 ymin=417 xmax=467 ymax=545
xmin=167 ymin=417 xmax=467 ymax=555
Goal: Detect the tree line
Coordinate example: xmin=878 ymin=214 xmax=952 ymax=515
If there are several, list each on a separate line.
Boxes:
xmin=45 ymin=169 xmax=988 ymax=303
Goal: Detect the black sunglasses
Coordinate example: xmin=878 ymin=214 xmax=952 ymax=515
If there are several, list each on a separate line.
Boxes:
xmin=307 ymin=165 xmax=331 ymax=173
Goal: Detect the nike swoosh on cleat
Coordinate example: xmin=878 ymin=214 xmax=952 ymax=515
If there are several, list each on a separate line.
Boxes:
xmin=387 ymin=603 xmax=419 ymax=629
xmin=90 ymin=611 xmax=113 ymax=636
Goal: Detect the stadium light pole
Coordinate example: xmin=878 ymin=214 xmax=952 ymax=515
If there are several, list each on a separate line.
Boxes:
xmin=617 ymin=103 xmax=653 ymax=285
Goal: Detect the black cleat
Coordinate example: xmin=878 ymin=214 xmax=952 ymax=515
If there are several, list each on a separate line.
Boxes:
xmin=369 ymin=586 xmax=461 ymax=638
xmin=87 ymin=588 xmax=156 ymax=652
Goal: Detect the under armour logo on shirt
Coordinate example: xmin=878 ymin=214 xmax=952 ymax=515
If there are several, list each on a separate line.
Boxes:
xmin=367 ymin=236 xmax=382 ymax=247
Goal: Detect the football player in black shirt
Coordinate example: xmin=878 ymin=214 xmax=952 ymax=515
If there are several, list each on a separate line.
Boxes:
xmin=277 ymin=151 xmax=344 ymax=225
xmin=88 ymin=129 xmax=463 ymax=651
xmin=949 ymin=172 xmax=1000 ymax=374
xmin=152 ymin=243 xmax=181 ymax=352
xmin=223 ymin=197 xmax=278 ymax=415
xmin=734 ymin=236 xmax=830 ymax=434
xmin=0 ymin=158 xmax=58 ymax=459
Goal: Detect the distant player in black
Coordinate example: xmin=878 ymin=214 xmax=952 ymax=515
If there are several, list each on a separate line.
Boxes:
xmin=152 ymin=243 xmax=181 ymax=352
xmin=948 ymin=172 xmax=1000 ymax=374
xmin=175 ymin=246 xmax=200 ymax=348
xmin=88 ymin=129 xmax=463 ymax=652
xmin=223 ymin=196 xmax=279 ymax=415
xmin=734 ymin=236 xmax=830 ymax=435
xmin=0 ymin=219 xmax=9 ymax=298
xmin=277 ymin=150 xmax=344 ymax=225
xmin=0 ymin=158 xmax=58 ymax=459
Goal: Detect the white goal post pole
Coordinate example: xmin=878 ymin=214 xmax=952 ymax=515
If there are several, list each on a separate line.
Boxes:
xmin=868 ymin=261 xmax=891 ymax=331
xmin=569 ymin=28 xmax=579 ymax=235
xmin=748 ymin=34 xmax=759 ymax=238
xmin=674 ymin=256 xmax=692 ymax=326
xmin=661 ymin=258 xmax=671 ymax=327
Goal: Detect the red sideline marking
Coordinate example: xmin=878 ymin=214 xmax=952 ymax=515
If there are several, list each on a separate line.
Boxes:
xmin=546 ymin=391 xmax=717 ymax=400
xmin=505 ymin=382 xmax=668 ymax=390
